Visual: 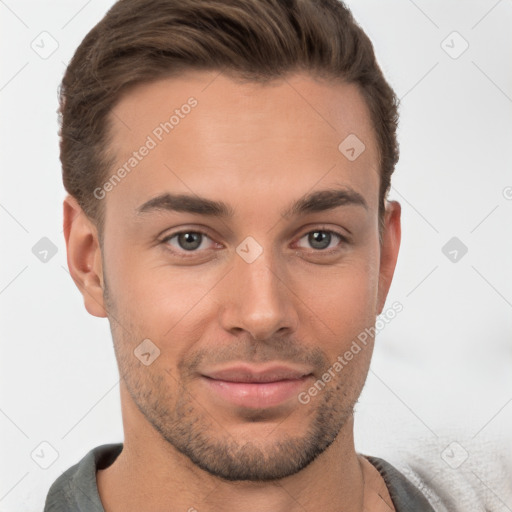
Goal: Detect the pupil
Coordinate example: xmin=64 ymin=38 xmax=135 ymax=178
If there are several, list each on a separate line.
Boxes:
xmin=309 ymin=231 xmax=331 ymax=250
xmin=179 ymin=232 xmax=202 ymax=250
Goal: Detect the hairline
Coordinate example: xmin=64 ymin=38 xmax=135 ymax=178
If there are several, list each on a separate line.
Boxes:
xmin=93 ymin=67 xmax=387 ymax=249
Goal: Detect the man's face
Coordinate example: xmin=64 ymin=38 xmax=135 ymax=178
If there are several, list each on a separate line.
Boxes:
xmin=85 ymin=71 xmax=399 ymax=481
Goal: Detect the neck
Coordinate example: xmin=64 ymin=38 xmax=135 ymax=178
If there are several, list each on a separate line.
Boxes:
xmin=97 ymin=385 xmax=366 ymax=512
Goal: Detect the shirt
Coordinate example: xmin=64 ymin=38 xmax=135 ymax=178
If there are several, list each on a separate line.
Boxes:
xmin=43 ymin=443 xmax=435 ymax=511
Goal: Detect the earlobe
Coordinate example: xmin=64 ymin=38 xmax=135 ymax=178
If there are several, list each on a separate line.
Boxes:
xmin=63 ymin=195 xmax=107 ymax=318
xmin=376 ymin=200 xmax=401 ymax=315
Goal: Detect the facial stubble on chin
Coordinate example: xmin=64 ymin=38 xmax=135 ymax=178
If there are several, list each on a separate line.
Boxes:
xmin=102 ymin=275 xmax=363 ymax=482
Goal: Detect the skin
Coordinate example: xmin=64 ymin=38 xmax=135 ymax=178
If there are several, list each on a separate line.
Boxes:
xmin=63 ymin=70 xmax=401 ymax=512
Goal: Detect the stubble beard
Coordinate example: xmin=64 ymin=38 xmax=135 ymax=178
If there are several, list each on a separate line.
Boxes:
xmin=104 ymin=276 xmax=365 ymax=482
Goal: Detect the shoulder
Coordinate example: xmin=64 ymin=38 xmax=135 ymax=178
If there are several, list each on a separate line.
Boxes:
xmin=43 ymin=443 xmax=123 ymax=512
xmin=364 ymin=454 xmax=436 ymax=511
xmin=377 ymin=437 xmax=512 ymax=512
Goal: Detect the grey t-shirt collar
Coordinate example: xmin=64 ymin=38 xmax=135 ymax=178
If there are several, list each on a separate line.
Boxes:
xmin=44 ymin=443 xmax=435 ymax=511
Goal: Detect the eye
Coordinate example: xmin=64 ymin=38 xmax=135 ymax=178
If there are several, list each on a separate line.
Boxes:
xmin=160 ymin=228 xmax=348 ymax=259
xmin=296 ymin=229 xmax=347 ymax=251
xmin=162 ymin=231 xmax=217 ymax=253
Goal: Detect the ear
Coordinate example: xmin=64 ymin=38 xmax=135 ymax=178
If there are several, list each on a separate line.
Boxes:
xmin=63 ymin=195 xmax=107 ymax=318
xmin=376 ymin=200 xmax=401 ymax=315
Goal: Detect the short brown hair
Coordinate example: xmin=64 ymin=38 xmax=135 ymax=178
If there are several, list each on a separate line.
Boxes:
xmin=59 ymin=0 xmax=399 ymax=244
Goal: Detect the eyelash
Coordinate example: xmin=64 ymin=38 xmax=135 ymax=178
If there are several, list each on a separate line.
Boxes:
xmin=160 ymin=227 xmax=349 ymax=259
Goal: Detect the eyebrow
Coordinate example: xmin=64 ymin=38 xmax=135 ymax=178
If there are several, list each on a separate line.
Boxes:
xmin=135 ymin=187 xmax=368 ymax=218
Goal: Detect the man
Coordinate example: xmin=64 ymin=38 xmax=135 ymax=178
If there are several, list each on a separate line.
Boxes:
xmin=44 ymin=0 xmax=436 ymax=510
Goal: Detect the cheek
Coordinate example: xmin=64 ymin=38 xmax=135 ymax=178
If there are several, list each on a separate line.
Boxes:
xmin=105 ymin=228 xmax=381 ymax=359
xmin=302 ymin=255 xmax=379 ymax=318
xmin=107 ymin=247 xmax=224 ymax=353
xmin=293 ymin=253 xmax=380 ymax=356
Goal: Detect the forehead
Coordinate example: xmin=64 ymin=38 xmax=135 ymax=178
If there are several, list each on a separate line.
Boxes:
xmin=104 ymin=71 xmax=380 ymax=222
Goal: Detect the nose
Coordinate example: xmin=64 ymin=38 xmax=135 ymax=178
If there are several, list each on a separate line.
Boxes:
xmin=218 ymin=246 xmax=299 ymax=341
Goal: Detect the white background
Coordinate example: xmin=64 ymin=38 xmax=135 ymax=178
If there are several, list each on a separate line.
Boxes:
xmin=0 ymin=1 xmax=511 ymax=510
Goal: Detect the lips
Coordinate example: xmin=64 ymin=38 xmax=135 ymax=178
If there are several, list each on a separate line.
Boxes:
xmin=203 ymin=364 xmax=311 ymax=383
xmin=200 ymin=364 xmax=313 ymax=408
